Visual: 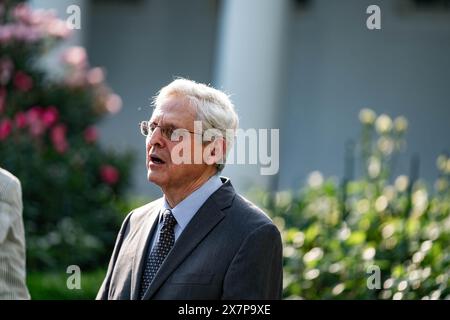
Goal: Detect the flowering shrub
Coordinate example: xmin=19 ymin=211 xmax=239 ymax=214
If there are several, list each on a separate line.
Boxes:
xmin=249 ymin=110 xmax=450 ymax=299
xmin=0 ymin=1 xmax=134 ymax=270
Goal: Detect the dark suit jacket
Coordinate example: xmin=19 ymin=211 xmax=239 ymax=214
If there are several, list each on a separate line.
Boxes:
xmin=96 ymin=177 xmax=283 ymax=300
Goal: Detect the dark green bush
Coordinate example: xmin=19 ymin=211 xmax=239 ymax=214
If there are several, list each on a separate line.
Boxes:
xmin=27 ymin=269 xmax=106 ymax=300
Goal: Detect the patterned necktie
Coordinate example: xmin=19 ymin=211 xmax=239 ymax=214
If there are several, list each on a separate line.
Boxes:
xmin=139 ymin=209 xmax=177 ymax=299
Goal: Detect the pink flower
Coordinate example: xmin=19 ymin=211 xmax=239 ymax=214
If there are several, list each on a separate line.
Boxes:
xmin=42 ymin=106 xmax=59 ymax=127
xmin=26 ymin=106 xmax=43 ymax=120
xmin=0 ymin=118 xmax=12 ymax=140
xmin=14 ymin=112 xmax=27 ymax=129
xmin=13 ymin=71 xmax=33 ymax=92
xmin=51 ymin=124 xmax=68 ymax=154
xmin=0 ymin=25 xmax=13 ymax=43
xmin=10 ymin=24 xmax=40 ymax=42
xmin=27 ymin=106 xmax=45 ymax=136
xmin=87 ymin=67 xmax=104 ymax=85
xmin=100 ymin=165 xmax=119 ymax=185
xmin=62 ymin=46 xmax=87 ymax=69
xmin=46 ymin=20 xmax=71 ymax=39
xmin=13 ymin=3 xmax=32 ymax=24
xmin=83 ymin=126 xmax=98 ymax=143
xmin=105 ymin=93 xmax=122 ymax=114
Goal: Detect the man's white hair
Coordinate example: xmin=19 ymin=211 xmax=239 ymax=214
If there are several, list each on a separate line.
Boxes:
xmin=153 ymin=78 xmax=239 ymax=171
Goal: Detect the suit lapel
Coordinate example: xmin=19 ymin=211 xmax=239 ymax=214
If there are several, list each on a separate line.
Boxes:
xmin=143 ymin=178 xmax=235 ymax=299
xmin=130 ymin=205 xmax=160 ymax=300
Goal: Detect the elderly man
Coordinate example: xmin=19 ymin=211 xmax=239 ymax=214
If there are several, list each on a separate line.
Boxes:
xmin=0 ymin=167 xmax=30 ymax=300
xmin=97 ymin=79 xmax=283 ymax=300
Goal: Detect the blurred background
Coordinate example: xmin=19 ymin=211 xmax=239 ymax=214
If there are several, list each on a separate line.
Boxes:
xmin=32 ymin=0 xmax=450 ymax=195
xmin=1 ymin=0 xmax=449 ymax=299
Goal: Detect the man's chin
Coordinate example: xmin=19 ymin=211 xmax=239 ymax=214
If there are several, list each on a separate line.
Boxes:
xmin=147 ymin=171 xmax=164 ymax=186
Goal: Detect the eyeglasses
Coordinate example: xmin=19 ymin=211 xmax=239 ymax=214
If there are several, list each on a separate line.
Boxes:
xmin=139 ymin=121 xmax=202 ymax=140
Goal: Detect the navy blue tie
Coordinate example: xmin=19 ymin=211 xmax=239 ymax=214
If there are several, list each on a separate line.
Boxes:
xmin=139 ymin=209 xmax=177 ymax=299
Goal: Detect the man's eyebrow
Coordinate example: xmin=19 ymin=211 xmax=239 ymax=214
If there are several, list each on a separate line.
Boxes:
xmin=150 ymin=119 xmax=179 ymax=128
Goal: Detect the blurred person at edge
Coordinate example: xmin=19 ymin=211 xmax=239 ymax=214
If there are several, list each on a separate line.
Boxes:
xmin=97 ymin=78 xmax=283 ymax=300
xmin=0 ymin=167 xmax=30 ymax=300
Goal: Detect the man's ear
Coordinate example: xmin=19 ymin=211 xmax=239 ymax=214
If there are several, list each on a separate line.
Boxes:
xmin=203 ymin=137 xmax=226 ymax=166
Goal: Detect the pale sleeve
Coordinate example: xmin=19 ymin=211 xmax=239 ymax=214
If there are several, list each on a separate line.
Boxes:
xmin=0 ymin=174 xmax=22 ymax=244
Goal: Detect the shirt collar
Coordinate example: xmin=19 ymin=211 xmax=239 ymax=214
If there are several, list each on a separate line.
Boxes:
xmin=160 ymin=174 xmax=223 ymax=229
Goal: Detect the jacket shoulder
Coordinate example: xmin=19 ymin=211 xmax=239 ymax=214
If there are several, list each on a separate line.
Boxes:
xmin=0 ymin=168 xmax=22 ymax=207
xmin=0 ymin=168 xmax=21 ymax=193
xmin=224 ymin=193 xmax=278 ymax=238
xmin=233 ymin=194 xmax=273 ymax=223
xmin=125 ymin=198 xmax=163 ymax=227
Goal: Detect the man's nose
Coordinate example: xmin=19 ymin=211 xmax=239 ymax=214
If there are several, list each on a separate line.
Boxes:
xmin=147 ymin=126 xmax=165 ymax=148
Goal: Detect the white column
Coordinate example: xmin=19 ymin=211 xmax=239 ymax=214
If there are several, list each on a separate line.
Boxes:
xmin=214 ymin=0 xmax=290 ymax=193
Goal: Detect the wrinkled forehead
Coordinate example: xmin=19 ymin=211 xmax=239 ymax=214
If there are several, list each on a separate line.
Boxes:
xmin=150 ymin=95 xmax=197 ymax=127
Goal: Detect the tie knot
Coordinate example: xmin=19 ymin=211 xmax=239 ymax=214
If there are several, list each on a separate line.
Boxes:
xmin=162 ymin=209 xmax=177 ymax=230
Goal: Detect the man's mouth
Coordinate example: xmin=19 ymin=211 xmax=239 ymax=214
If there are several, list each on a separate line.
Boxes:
xmin=149 ymin=154 xmax=166 ymax=165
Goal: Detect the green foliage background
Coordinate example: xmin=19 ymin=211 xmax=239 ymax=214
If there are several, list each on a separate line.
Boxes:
xmin=250 ymin=110 xmax=450 ymax=299
xmin=0 ymin=0 xmax=134 ymax=274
